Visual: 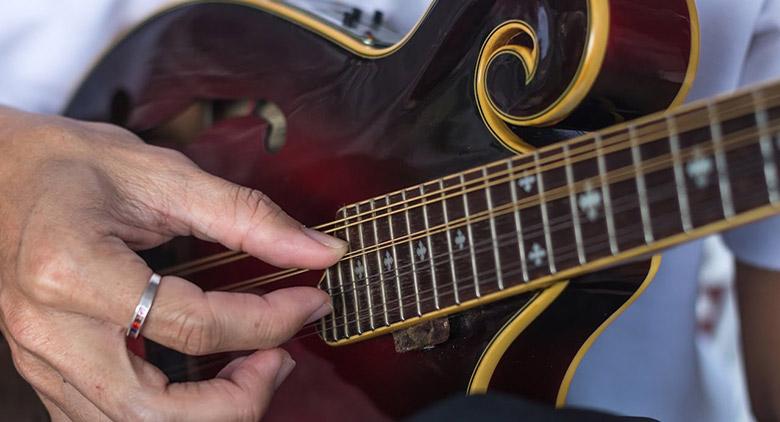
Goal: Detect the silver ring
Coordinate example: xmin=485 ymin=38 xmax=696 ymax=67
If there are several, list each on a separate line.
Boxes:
xmin=126 ymin=273 xmax=162 ymax=338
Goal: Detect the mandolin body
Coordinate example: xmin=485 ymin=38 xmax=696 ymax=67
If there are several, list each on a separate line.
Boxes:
xmin=65 ymin=0 xmax=697 ymax=419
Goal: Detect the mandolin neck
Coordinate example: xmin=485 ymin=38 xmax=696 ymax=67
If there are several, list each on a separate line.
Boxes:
xmin=320 ymin=80 xmax=780 ymax=344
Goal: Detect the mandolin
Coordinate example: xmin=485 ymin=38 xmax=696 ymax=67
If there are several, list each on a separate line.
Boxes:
xmin=64 ymin=0 xmax=780 ymax=419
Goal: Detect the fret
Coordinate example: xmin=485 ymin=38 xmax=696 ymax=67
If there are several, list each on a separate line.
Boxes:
xmin=353 ymin=205 xmax=375 ymax=330
xmin=418 ymin=186 xmax=440 ymax=310
xmin=666 ymin=116 xmax=694 ymax=232
xmin=534 ymin=153 xmax=556 ymax=274
xmin=460 ymin=174 xmax=482 ymax=298
xmin=401 ymin=190 xmax=423 ymax=316
xmin=595 ymin=135 xmax=619 ymax=255
xmin=563 ymin=145 xmax=586 ymax=264
xmin=754 ymin=91 xmax=780 ymax=204
xmin=629 ymin=125 xmax=654 ymax=243
xmin=439 ymin=179 xmax=460 ymax=304
xmin=335 ymin=254 xmax=351 ymax=338
xmin=341 ymin=209 xmax=363 ymax=334
xmin=482 ymin=168 xmax=504 ymax=290
xmin=707 ymin=103 xmax=736 ymax=218
xmin=384 ymin=196 xmax=405 ymax=321
xmin=507 ymin=160 xmax=529 ymax=282
xmin=323 ymin=269 xmax=338 ymax=341
xmin=369 ymin=200 xmax=390 ymax=326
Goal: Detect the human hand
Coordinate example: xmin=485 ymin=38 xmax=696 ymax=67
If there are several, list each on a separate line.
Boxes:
xmin=0 ymin=106 xmax=347 ymax=421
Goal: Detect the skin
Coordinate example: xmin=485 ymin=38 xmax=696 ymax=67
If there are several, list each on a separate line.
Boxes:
xmin=736 ymin=262 xmax=780 ymax=421
xmin=0 ymin=106 xmax=348 ymax=421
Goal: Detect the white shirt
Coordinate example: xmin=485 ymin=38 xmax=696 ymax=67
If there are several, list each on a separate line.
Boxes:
xmin=0 ymin=1 xmax=778 ymax=421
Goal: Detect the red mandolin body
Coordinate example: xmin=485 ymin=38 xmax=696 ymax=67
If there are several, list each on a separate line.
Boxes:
xmin=65 ymin=0 xmax=697 ymax=419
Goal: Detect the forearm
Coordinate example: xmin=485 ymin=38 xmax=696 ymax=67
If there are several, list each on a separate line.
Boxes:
xmin=736 ymin=261 xmax=780 ymax=421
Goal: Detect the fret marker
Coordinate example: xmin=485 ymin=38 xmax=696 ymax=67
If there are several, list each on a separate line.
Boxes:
xmin=383 ymin=251 xmax=394 ymax=271
xmin=685 ymin=148 xmax=714 ymax=189
xmin=354 ymin=260 xmax=364 ymax=279
xmin=454 ymin=229 xmax=466 ymax=250
xmin=578 ymin=182 xmax=602 ymax=222
xmin=517 ymin=175 xmax=536 ymax=193
xmin=416 ymin=241 xmax=427 ymax=261
xmin=528 ymin=242 xmax=547 ymax=267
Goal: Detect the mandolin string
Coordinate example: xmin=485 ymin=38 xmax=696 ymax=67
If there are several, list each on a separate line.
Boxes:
xmin=167 ymin=188 xmax=771 ymax=381
xmin=160 ymin=88 xmax=780 ymax=276
xmin=302 ymin=179 xmax=759 ymax=336
xmin=216 ymin=121 xmax=777 ymax=293
xmin=203 ymin=152 xmax=764 ymax=342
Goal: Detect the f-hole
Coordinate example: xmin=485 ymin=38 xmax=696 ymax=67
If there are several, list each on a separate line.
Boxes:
xmin=144 ymin=99 xmax=288 ymax=154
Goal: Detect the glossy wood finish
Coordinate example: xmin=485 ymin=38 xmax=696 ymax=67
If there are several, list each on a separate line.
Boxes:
xmin=64 ymin=1 xmax=696 ymax=419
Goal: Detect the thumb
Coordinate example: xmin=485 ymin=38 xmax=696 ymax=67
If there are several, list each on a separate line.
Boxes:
xmin=169 ymin=170 xmax=347 ymax=269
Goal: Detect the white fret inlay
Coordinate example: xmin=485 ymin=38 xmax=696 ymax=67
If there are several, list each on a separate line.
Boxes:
xmin=401 ymin=191 xmax=422 ymax=316
xmin=341 ymin=209 xmax=362 ymax=333
xmin=440 ymin=180 xmax=460 ymax=304
xmin=667 ymin=116 xmax=693 ymax=232
xmin=528 ymin=242 xmax=547 ymax=267
xmin=419 ymin=186 xmax=439 ymax=310
xmin=708 ymin=103 xmax=735 ymax=218
xmin=630 ymin=125 xmax=654 ymax=243
xmin=534 ymin=153 xmax=556 ymax=273
xmin=563 ymin=145 xmax=586 ymax=265
xmin=354 ymin=205 xmax=374 ymax=330
xmin=578 ymin=181 xmax=602 ymax=222
xmin=460 ymin=174 xmax=481 ymax=297
xmin=508 ymin=160 xmax=529 ymax=281
xmin=753 ymin=92 xmax=780 ymax=203
xmin=596 ymin=135 xmax=619 ymax=255
xmin=454 ymin=229 xmax=466 ymax=249
xmin=685 ymin=148 xmax=714 ymax=188
xmin=518 ymin=175 xmax=536 ymax=192
xmin=483 ymin=168 xmax=504 ymax=290
xmin=369 ymin=200 xmax=389 ymax=326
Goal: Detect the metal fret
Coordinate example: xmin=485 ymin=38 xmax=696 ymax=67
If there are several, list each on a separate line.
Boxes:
xmin=354 ymin=205 xmax=374 ymax=330
xmin=440 ymin=179 xmax=460 ymax=304
xmin=323 ymin=269 xmax=338 ymax=341
xmin=460 ymin=174 xmax=482 ymax=297
xmin=667 ymin=116 xmax=694 ymax=232
xmin=595 ymin=135 xmax=619 ymax=255
xmin=401 ymin=190 xmax=423 ymax=316
xmin=629 ymin=125 xmax=654 ymax=243
xmin=753 ymin=92 xmax=780 ymax=204
xmin=335 ymin=254 xmax=351 ymax=338
xmin=563 ymin=145 xmax=586 ymax=264
xmin=507 ymin=160 xmax=529 ymax=282
xmin=419 ymin=186 xmax=440 ymax=309
xmin=707 ymin=103 xmax=736 ymax=218
xmin=369 ymin=200 xmax=390 ymax=326
xmin=482 ymin=168 xmax=504 ymax=290
xmin=534 ymin=153 xmax=557 ymax=273
xmin=341 ymin=209 xmax=363 ymax=334
xmin=385 ymin=198 xmax=405 ymax=321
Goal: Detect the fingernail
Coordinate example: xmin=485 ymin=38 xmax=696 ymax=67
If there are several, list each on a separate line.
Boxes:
xmin=303 ymin=227 xmax=348 ymax=249
xmin=305 ymin=301 xmax=333 ymax=325
xmin=273 ymin=354 xmax=296 ymax=390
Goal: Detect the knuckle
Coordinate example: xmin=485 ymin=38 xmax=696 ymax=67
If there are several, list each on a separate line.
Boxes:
xmin=6 ymin=314 xmax=48 ymax=353
xmin=234 ymin=186 xmax=280 ymax=224
xmin=172 ymin=306 xmax=220 ymax=355
xmin=22 ymin=247 xmax=76 ymax=308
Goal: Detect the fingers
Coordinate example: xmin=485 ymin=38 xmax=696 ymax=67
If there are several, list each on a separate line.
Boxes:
xmin=166 ymin=170 xmax=347 ymax=269
xmin=159 ymin=349 xmax=294 ymax=421
xmin=24 ymin=312 xmax=292 ymax=422
xmin=32 ymin=237 xmax=331 ymax=355
xmin=143 ymin=278 xmax=331 ymax=355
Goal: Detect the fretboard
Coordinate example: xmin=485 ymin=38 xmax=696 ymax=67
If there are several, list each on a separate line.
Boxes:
xmin=320 ymin=80 xmax=780 ymax=344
